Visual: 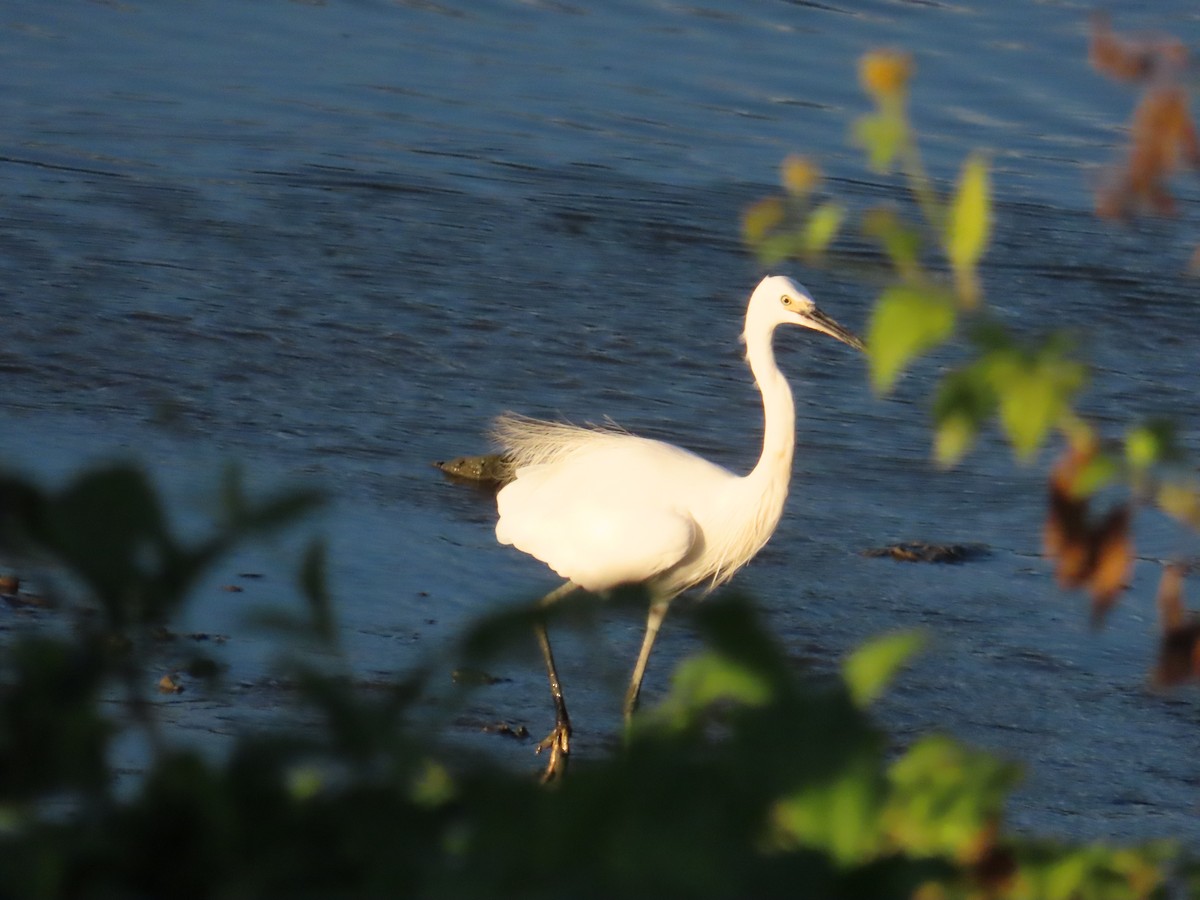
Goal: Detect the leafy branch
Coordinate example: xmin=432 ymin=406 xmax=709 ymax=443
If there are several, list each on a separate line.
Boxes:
xmin=743 ymin=41 xmax=1200 ymax=661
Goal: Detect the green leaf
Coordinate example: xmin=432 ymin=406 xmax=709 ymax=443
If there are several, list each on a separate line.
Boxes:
xmin=938 ymin=328 xmax=1086 ymax=465
xmin=862 ymin=206 xmax=923 ymax=280
xmin=1126 ymin=420 xmax=1179 ymax=472
xmin=286 ymin=764 xmax=325 ymax=801
xmin=299 ymin=539 xmax=337 ymax=646
xmin=742 ymin=196 xmax=785 ymax=245
xmin=44 ymin=466 xmax=176 ymax=625
xmin=753 ymin=233 xmax=793 ymax=266
xmin=842 ymin=630 xmax=925 ymax=707
xmin=802 ymin=201 xmax=844 ymax=257
xmin=1072 ymin=451 xmax=1120 ymax=497
xmin=1018 ymin=843 xmax=1173 ymax=900
xmin=1157 ymin=479 xmax=1200 ymax=528
xmin=885 ymin=734 xmax=1021 ymax=859
xmin=933 ymin=414 xmax=976 ymax=468
xmin=668 ymin=653 xmax=773 ymax=712
xmin=772 ymin=755 xmax=888 ymax=864
xmin=989 ymin=348 xmax=1086 ymax=463
xmin=932 ymin=361 xmax=1001 ymax=467
xmin=748 ymin=202 xmax=844 ymax=265
xmin=996 ymin=370 xmax=1053 ymax=462
xmin=945 ymin=154 xmax=991 ymax=307
xmin=220 ymin=464 xmax=324 ymax=536
xmin=853 ymin=111 xmax=906 ymax=172
xmin=410 ymin=759 xmax=456 ymax=808
xmin=867 ymin=285 xmax=956 ymax=394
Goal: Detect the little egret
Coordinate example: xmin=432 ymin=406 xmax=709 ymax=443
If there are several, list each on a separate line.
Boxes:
xmin=493 ymin=274 xmax=863 ymax=780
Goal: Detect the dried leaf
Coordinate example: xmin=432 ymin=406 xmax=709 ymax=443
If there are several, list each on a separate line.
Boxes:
xmin=1043 ymin=448 xmax=1089 ymax=584
xmin=968 ymin=821 xmax=1017 ymax=894
xmin=1087 ymin=506 xmax=1133 ymax=624
xmin=1153 ymin=565 xmax=1200 ymax=686
xmin=1090 ymin=14 xmax=1188 ymax=81
xmin=1043 ymin=448 xmax=1135 ymax=623
xmin=1157 ymin=563 xmax=1186 ymax=630
xmin=1090 ymin=15 xmax=1197 ymax=220
xmin=158 ymin=673 xmax=184 ymax=694
xmin=1121 ymin=86 xmax=1200 ymax=216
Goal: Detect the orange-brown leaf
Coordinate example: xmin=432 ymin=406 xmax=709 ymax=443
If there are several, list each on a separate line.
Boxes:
xmin=1090 ymin=16 xmax=1195 ymax=220
xmin=1090 ymin=14 xmax=1155 ymax=81
xmin=1157 ymin=563 xmax=1187 ymax=630
xmin=1043 ymin=447 xmax=1092 ymax=587
xmin=1044 ymin=449 xmax=1135 ymax=620
xmin=1089 ymin=13 xmax=1188 ymax=83
xmin=1128 ymin=88 xmax=1200 ymax=192
xmin=1087 ymin=505 xmax=1133 ymax=624
xmin=1154 ymin=565 xmax=1200 ymax=686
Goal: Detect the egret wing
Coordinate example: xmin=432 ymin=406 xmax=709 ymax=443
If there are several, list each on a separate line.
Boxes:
xmin=496 ymin=451 xmax=700 ymax=593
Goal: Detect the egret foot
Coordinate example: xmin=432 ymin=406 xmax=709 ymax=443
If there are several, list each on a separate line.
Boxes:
xmin=535 ymin=716 xmax=570 ymax=783
xmin=531 ymin=582 xmax=576 ymax=783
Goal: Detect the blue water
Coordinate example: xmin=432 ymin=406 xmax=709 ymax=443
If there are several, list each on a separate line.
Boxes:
xmin=4 ymin=0 xmax=1200 ymax=846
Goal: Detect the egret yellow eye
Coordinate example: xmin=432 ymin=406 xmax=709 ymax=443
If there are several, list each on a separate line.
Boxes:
xmin=780 ymin=295 xmax=792 ymax=307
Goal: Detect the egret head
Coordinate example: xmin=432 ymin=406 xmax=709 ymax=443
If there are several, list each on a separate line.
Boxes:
xmin=746 ymin=274 xmax=864 ymax=352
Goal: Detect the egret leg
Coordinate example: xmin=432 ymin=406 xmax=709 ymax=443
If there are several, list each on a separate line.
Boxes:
xmin=533 ymin=580 xmax=578 ymax=783
xmin=622 ymin=597 xmax=671 ymax=724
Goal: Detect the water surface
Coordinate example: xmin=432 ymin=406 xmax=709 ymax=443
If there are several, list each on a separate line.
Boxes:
xmin=4 ymin=0 xmax=1200 ymax=845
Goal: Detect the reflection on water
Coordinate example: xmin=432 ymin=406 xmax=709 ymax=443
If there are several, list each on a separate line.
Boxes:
xmin=3 ymin=0 xmax=1200 ymax=845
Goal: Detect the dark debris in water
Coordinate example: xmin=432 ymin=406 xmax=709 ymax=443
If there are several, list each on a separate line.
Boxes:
xmin=862 ymin=541 xmax=991 ymax=564
xmin=481 ymin=721 xmax=530 ymax=741
xmin=0 ymin=573 xmax=53 ymax=609
xmin=451 ymin=667 xmax=510 ymax=687
xmin=452 ymin=716 xmax=531 ymax=741
xmin=434 ymin=453 xmax=514 ymax=488
xmin=152 ymin=625 xmax=229 ymax=644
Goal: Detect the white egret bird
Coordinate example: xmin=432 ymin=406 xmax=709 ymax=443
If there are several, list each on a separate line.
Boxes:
xmin=493 ymin=274 xmax=863 ymax=781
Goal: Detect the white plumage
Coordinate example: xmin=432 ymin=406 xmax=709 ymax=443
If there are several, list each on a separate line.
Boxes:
xmin=492 ymin=274 xmax=862 ymax=780
xmin=495 ymin=415 xmax=779 ymax=595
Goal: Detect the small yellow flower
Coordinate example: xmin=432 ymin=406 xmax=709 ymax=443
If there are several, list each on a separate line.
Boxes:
xmin=860 ymin=49 xmax=913 ymax=100
xmin=780 ymin=155 xmax=820 ymax=196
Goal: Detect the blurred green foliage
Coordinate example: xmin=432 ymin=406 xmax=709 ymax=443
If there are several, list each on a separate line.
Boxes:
xmin=0 ymin=464 xmax=1187 ymax=897
xmin=743 ymin=46 xmax=1200 ymax=641
xmin=742 ymin=49 xmax=1198 ymax=509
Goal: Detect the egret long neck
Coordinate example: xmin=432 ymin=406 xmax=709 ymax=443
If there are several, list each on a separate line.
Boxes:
xmin=744 ymin=322 xmax=795 ymax=486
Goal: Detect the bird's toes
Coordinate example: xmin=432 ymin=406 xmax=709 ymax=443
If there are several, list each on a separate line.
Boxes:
xmin=535 ymin=723 xmax=570 ymax=783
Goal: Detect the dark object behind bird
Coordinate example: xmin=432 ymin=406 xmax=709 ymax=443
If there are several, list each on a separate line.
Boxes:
xmin=862 ymin=541 xmax=990 ymax=563
xmin=434 ymin=454 xmax=515 ymax=487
